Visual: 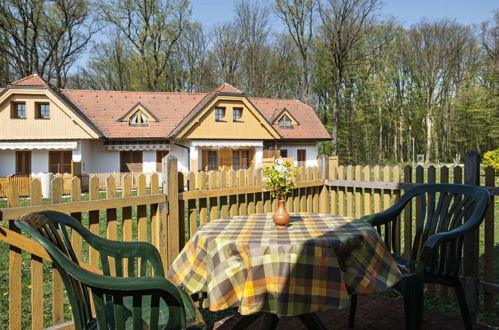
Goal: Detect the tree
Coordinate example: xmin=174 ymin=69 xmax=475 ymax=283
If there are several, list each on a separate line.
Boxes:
xmin=403 ymin=20 xmax=477 ymax=162
xmin=274 ymin=0 xmax=316 ymax=101
xmin=99 ymin=0 xmax=190 ymax=91
xmin=175 ymin=22 xmax=214 ymax=92
xmin=317 ymin=0 xmax=380 ymax=156
xmin=210 ymin=23 xmax=244 ymax=87
xmin=234 ymin=0 xmax=271 ymax=95
xmin=69 ymin=30 xmax=133 ymax=90
xmin=0 ymin=0 xmax=98 ymax=87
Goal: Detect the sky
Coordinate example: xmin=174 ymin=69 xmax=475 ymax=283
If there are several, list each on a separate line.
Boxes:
xmin=189 ymin=0 xmax=498 ymax=31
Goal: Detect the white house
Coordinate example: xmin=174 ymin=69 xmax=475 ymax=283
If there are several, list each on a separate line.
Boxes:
xmin=0 ymin=75 xmax=331 ymax=177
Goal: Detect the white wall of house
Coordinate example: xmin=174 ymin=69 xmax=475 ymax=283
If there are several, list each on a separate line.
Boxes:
xmin=170 ymin=143 xmax=189 ymax=172
xmin=143 ymin=151 xmax=156 ymax=173
xmin=280 ymin=143 xmax=318 ymax=167
xmin=31 ymin=150 xmax=49 ymax=175
xmin=255 ymin=146 xmax=263 ymax=168
xmin=81 ymin=140 xmax=120 ymax=173
xmin=73 ymin=142 xmax=82 ymax=162
xmin=0 ymin=151 xmax=15 ymax=176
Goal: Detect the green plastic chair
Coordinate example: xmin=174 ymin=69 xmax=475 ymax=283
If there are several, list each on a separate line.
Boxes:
xmin=348 ymin=184 xmax=490 ymax=330
xmin=15 ymin=210 xmax=205 ymax=330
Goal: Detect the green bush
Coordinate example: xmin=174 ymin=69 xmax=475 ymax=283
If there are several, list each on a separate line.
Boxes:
xmin=483 ymin=149 xmax=499 ymax=174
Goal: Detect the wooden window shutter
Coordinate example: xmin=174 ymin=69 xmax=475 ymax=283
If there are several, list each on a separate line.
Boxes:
xmin=249 ymin=149 xmax=255 ymax=168
xmin=222 ymin=150 xmax=231 ymax=170
xmin=202 ymin=150 xmax=208 ymax=171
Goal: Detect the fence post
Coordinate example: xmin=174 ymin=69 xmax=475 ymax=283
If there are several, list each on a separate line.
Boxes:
xmin=164 ymin=155 xmax=180 ymax=268
xmin=6 ymin=182 xmax=22 ymax=330
xmin=463 ymin=151 xmax=480 ymax=329
xmin=319 ymin=155 xmax=330 ymax=214
xmin=318 ymin=155 xmax=329 ymax=180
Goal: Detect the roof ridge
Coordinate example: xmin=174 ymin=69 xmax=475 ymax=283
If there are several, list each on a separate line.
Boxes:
xmin=213 ymin=83 xmax=243 ymax=94
xmin=9 ymin=74 xmax=50 ymax=86
xmin=249 ymin=96 xmax=300 ymax=102
xmin=62 ymin=88 xmax=208 ymax=96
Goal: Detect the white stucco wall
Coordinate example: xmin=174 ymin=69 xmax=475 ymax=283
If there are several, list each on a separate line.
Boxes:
xmin=0 ymin=151 xmax=15 ymax=177
xmin=143 ymin=151 xmax=157 ymax=173
xmin=31 ymin=150 xmax=49 ymax=175
xmin=73 ymin=142 xmax=82 ymax=162
xmin=255 ymin=146 xmax=263 ymax=168
xmin=279 ymin=144 xmax=318 ymax=167
xmin=170 ymin=143 xmax=190 ymax=172
xmin=81 ymin=140 xmax=120 ymax=173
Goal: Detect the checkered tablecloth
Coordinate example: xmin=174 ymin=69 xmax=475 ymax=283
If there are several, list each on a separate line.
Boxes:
xmin=167 ymin=213 xmax=402 ymax=317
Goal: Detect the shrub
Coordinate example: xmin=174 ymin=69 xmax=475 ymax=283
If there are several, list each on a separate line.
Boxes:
xmin=482 ymin=149 xmax=499 ymax=174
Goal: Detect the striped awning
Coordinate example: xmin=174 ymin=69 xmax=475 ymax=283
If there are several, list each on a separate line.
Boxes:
xmin=103 ymin=143 xmax=170 ymax=151
xmin=0 ymin=141 xmax=78 ymax=150
xmin=191 ymin=140 xmax=263 ymax=148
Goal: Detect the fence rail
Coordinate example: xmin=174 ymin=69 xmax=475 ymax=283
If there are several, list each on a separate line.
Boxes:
xmin=0 ymin=156 xmax=497 ymax=329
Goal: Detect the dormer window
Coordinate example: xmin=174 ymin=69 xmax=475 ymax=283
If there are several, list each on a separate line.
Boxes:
xmin=118 ymin=103 xmax=158 ymax=126
xmin=273 ymin=108 xmax=298 ymax=129
xmin=215 ymin=107 xmax=225 ymax=121
xmin=278 ymin=115 xmax=292 ymax=129
xmin=11 ymin=102 xmax=26 ymax=119
xmin=35 ymin=103 xmax=50 ymax=119
xmin=233 ymin=108 xmax=242 ymax=122
xmin=130 ymin=110 xmax=148 ymax=125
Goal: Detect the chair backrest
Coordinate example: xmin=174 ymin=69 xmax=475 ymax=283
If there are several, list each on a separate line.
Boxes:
xmin=386 ymin=184 xmax=489 ymax=277
xmin=16 ymin=211 xmax=95 ymax=328
xmin=15 ymin=211 xmax=186 ymax=330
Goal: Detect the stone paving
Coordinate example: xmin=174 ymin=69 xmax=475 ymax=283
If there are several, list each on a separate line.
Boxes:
xmin=213 ymin=295 xmax=495 ymax=330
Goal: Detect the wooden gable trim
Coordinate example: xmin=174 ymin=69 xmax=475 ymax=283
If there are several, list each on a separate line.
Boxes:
xmin=175 ymin=95 xmax=281 ymax=139
xmin=272 ymin=108 xmax=300 ymax=126
xmin=0 ymin=86 xmax=102 ymax=139
xmin=117 ymin=102 xmax=159 ymax=123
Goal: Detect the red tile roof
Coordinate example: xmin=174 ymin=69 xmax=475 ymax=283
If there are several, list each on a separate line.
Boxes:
xmin=4 ymin=75 xmax=330 ymax=140
xmin=9 ymin=74 xmax=50 ymax=86
xmin=62 ymin=89 xmax=330 ymax=140
xmin=213 ymin=83 xmax=243 ymax=94
xmin=62 ymin=89 xmax=206 ymax=139
xmin=250 ymin=98 xmax=330 ymax=139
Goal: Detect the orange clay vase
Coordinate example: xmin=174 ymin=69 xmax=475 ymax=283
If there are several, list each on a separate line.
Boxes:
xmin=273 ymin=194 xmax=290 ymax=227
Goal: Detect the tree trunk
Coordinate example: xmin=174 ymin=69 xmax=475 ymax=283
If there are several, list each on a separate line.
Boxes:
xmin=378 ymin=105 xmax=383 ymax=162
xmin=425 ymin=109 xmax=433 ymax=164
xmin=331 ymin=71 xmax=341 ymax=156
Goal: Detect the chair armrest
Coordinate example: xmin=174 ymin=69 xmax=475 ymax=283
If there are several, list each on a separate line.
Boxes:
xmin=416 ymin=219 xmax=482 ymax=275
xmin=360 ymin=186 xmax=423 ymax=226
xmin=360 ymin=199 xmax=408 ymax=226
xmin=77 ymin=228 xmax=165 ymax=276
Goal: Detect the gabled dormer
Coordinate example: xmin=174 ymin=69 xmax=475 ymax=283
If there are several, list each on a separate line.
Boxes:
xmin=273 ymin=108 xmax=299 ymax=129
xmin=171 ymin=83 xmax=280 ymax=140
xmin=118 ymin=103 xmax=158 ymax=126
xmin=0 ymin=74 xmax=101 ymax=139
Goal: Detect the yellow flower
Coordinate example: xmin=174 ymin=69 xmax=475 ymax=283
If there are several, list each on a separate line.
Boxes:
xmin=27 ymin=285 xmax=32 ymax=289
xmin=2 ymin=292 xmax=7 ymax=296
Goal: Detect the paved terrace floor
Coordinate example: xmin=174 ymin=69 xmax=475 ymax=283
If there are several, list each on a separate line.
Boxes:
xmin=213 ymin=295 xmax=495 ymax=330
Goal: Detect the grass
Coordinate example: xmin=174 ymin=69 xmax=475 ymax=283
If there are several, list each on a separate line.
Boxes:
xmin=0 ymin=170 xmax=497 ymax=328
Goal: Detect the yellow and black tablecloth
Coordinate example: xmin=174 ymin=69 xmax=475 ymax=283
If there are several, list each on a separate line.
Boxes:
xmin=167 ymin=213 xmax=402 ymax=317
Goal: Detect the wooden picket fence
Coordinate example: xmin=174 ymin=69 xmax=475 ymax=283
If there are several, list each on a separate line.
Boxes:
xmin=0 ymin=172 xmax=163 ymax=197
xmin=0 ymin=176 xmax=32 ymax=196
xmin=81 ymin=172 xmax=163 ymax=191
xmin=0 ymin=174 xmax=74 ymax=197
xmin=326 ymin=162 xmax=498 ymax=315
xmin=0 ymin=154 xmax=497 ymax=329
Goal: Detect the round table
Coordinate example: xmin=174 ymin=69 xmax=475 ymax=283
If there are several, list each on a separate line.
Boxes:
xmin=167 ymin=213 xmax=402 ymax=317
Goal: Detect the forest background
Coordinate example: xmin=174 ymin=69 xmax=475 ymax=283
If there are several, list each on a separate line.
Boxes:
xmin=0 ymin=0 xmax=497 ymax=165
